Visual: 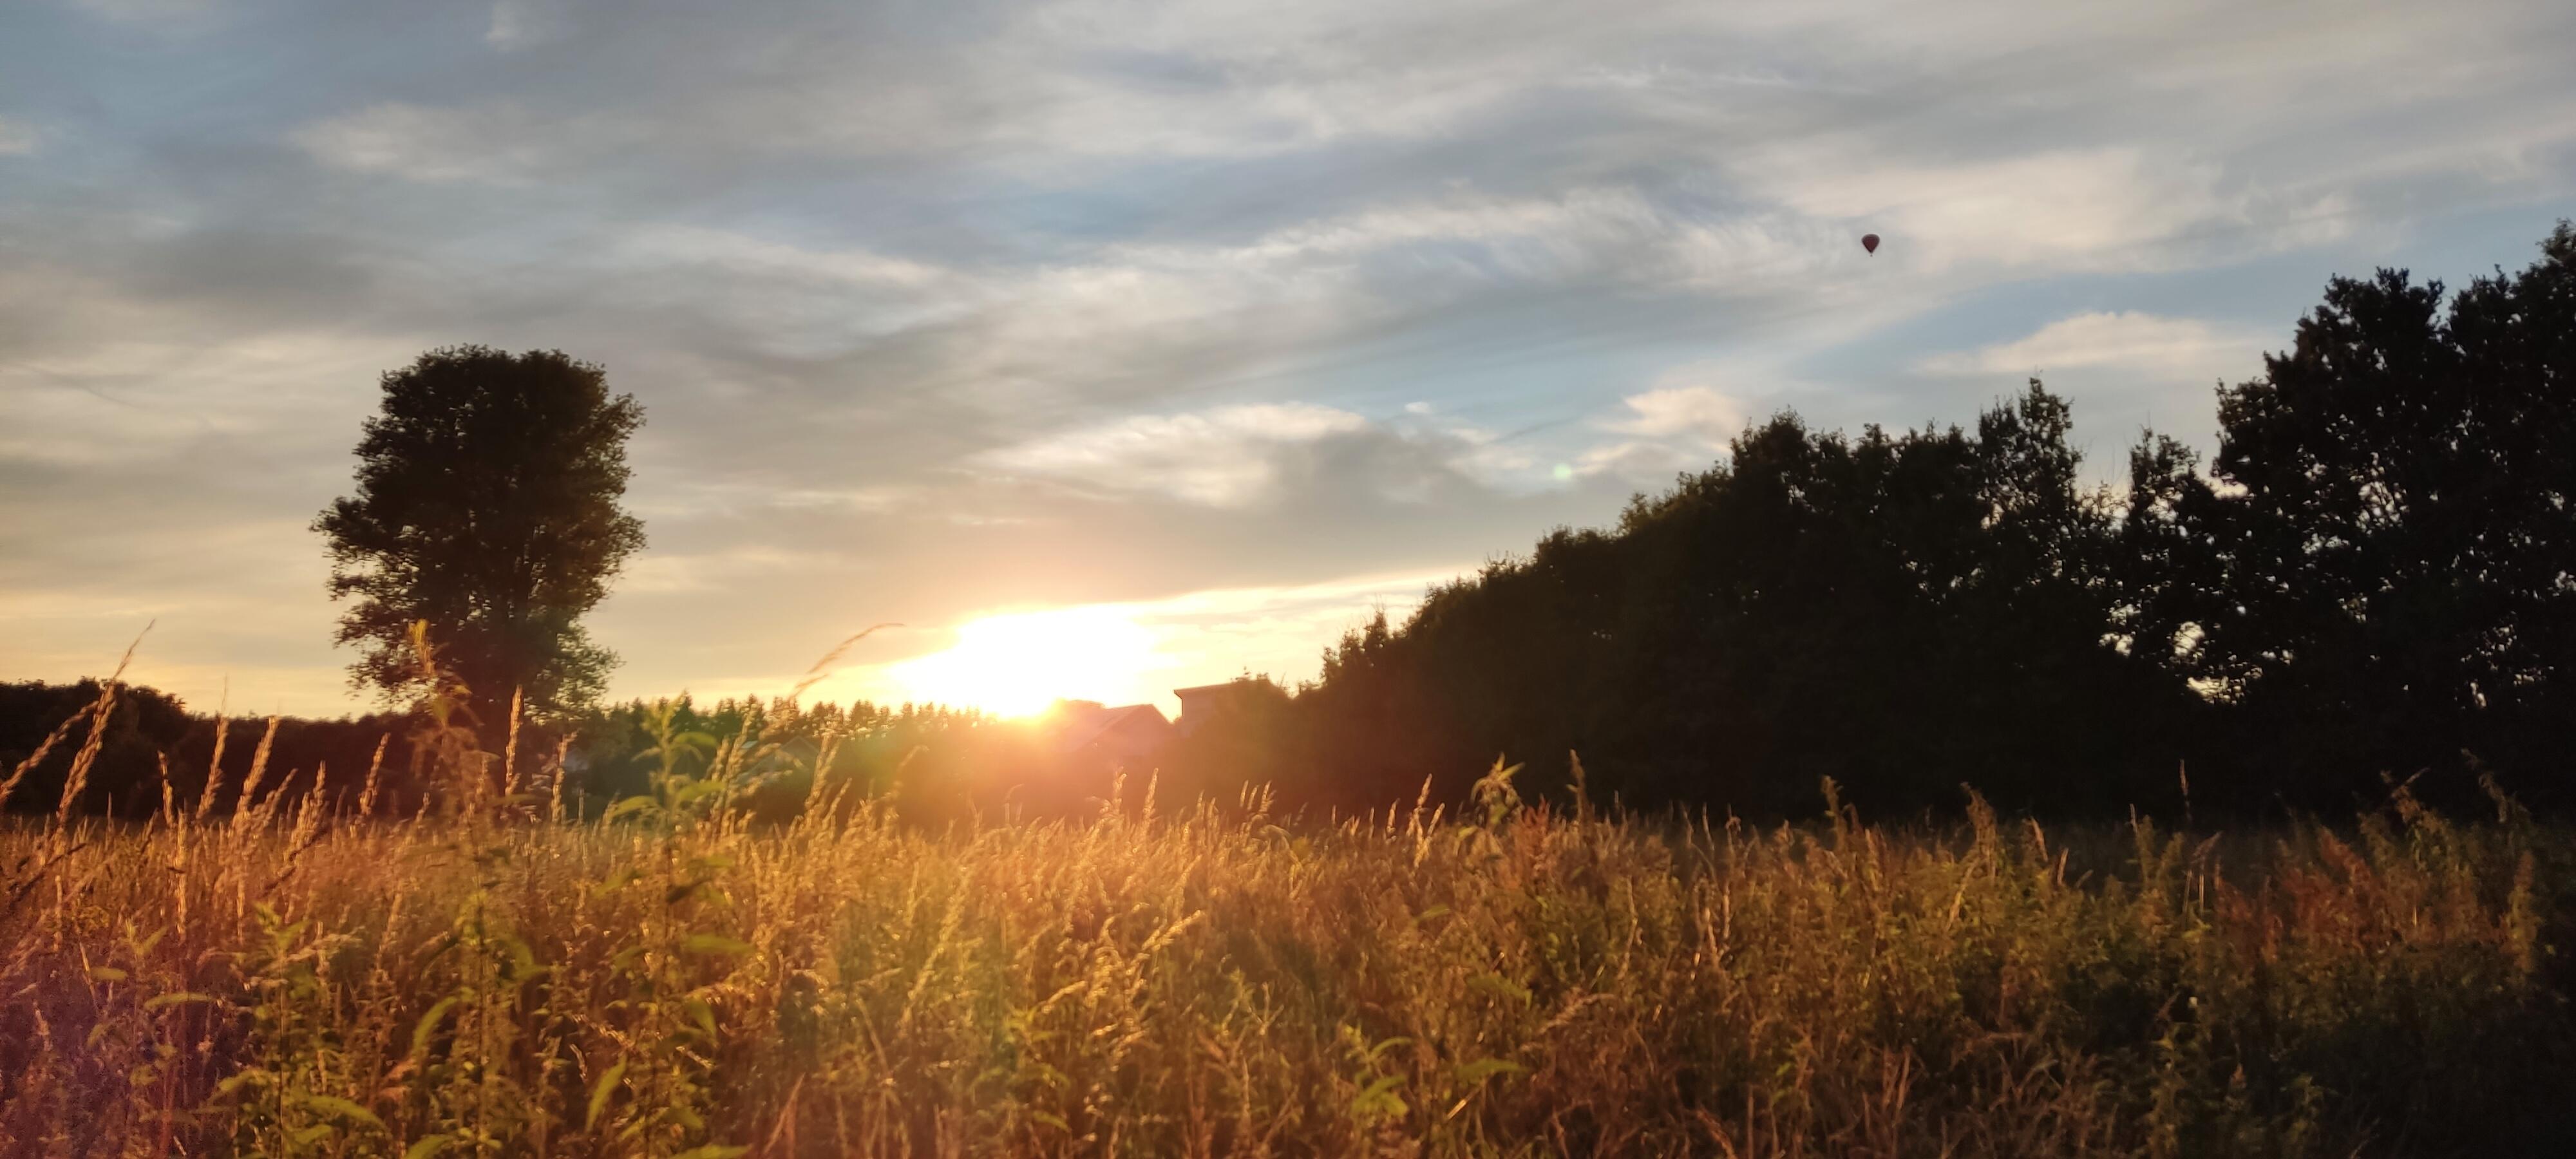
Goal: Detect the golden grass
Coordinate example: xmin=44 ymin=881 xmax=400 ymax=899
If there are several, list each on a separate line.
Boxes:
xmin=3 ymin=693 xmax=2571 ymax=1157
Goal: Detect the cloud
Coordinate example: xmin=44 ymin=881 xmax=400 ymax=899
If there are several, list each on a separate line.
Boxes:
xmin=1740 ymin=146 xmax=2351 ymax=276
xmin=1564 ymin=381 xmax=1751 ymax=482
xmin=486 ymin=0 xmax=569 ymax=50
xmin=628 ymin=481 xmax=921 ymax=520
xmin=0 ymin=281 xmax=407 ymax=467
xmin=599 ymin=225 xmax=974 ymax=356
xmin=71 ymin=0 xmax=217 ymax=26
xmin=619 ymin=546 xmax=871 ymax=595
xmin=1600 ymin=385 xmax=1746 ymax=445
xmin=0 ymin=118 xmax=38 ymax=156
xmin=1917 ymin=311 xmax=2264 ymax=379
xmin=974 ymin=404 xmax=1374 ymax=506
xmin=291 ymin=103 xmax=616 ymax=185
xmin=1391 ymin=402 xmax=1536 ymax=485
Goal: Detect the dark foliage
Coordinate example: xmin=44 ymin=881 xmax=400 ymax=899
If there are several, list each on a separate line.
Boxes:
xmin=2126 ymin=222 xmax=2576 ymax=812
xmin=315 ymin=346 xmax=646 ymax=728
xmin=0 ymin=680 xmax=192 ymax=816
xmin=1172 ymin=384 xmax=2199 ymax=818
xmin=0 ymin=680 xmax=427 ymax=818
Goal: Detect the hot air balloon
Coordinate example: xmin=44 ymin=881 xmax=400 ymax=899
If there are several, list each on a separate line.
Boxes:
xmin=1861 ymin=233 xmax=1880 ymax=255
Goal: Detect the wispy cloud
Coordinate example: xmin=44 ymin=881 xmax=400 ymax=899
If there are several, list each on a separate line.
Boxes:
xmin=620 ymin=546 xmax=871 ymax=595
xmin=1742 ymin=146 xmax=2354 ymax=276
xmin=485 ymin=0 xmax=569 ymax=50
xmin=1601 ymin=385 xmax=1747 ymax=446
xmin=0 ymin=117 xmax=38 ymax=156
xmin=292 ymin=102 xmax=611 ymax=185
xmin=1566 ymin=381 xmax=1752 ymax=482
xmin=71 ymin=0 xmax=218 ymax=28
xmin=975 ymin=404 xmax=1374 ymax=507
xmin=1917 ymin=312 xmax=2265 ymax=380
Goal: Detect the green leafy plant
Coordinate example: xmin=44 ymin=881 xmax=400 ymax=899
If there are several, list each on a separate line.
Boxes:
xmin=212 ymin=903 xmax=386 ymax=1158
xmin=585 ymin=700 xmax=772 ymax=1158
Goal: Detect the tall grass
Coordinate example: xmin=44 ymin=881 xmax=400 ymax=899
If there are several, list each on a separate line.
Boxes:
xmin=3 ymin=679 xmax=2571 ymax=1156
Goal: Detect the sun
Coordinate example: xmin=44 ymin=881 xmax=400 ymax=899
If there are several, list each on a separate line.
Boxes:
xmin=882 ymin=606 xmax=1162 ymax=718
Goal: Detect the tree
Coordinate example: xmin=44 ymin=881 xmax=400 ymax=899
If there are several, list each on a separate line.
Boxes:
xmin=316 ymin=346 xmax=646 ymax=727
xmin=1252 ymin=381 xmax=2186 ymax=818
xmin=2131 ymin=223 xmax=2576 ymax=804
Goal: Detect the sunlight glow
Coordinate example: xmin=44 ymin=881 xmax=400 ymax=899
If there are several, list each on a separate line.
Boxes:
xmin=882 ymin=607 xmax=1164 ymax=717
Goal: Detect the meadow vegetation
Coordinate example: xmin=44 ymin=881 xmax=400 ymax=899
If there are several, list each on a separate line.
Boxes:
xmin=6 ymin=673 xmax=2572 ymax=1157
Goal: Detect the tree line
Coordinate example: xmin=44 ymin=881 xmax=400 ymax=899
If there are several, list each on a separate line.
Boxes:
xmin=6 ymin=224 xmax=2571 ymax=823
xmin=1165 ymin=223 xmax=2576 ymax=820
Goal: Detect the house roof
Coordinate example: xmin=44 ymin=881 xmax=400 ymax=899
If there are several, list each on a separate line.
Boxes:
xmin=1050 ymin=702 xmax=1171 ymax=754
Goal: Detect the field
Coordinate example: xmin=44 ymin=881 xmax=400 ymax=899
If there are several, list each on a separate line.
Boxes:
xmin=4 ymin=699 xmax=2574 ymax=1157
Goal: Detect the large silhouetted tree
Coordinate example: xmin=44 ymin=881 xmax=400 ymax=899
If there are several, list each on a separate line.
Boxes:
xmin=2126 ymin=223 xmax=2576 ymax=804
xmin=316 ymin=346 xmax=645 ymax=726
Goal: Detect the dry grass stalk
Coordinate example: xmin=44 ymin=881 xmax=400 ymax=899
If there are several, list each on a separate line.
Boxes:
xmin=356 ymin=734 xmax=389 ymax=818
xmin=225 ymin=716 xmax=281 ymax=835
xmin=503 ymin=686 xmax=525 ymax=798
xmin=195 ymin=696 xmax=230 ymax=822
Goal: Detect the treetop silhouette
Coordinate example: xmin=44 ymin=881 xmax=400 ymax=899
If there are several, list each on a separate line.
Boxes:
xmin=315 ymin=345 xmax=646 ymax=728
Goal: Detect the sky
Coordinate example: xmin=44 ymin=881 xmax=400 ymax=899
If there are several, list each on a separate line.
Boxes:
xmin=4 ymin=0 xmax=2573 ymax=719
